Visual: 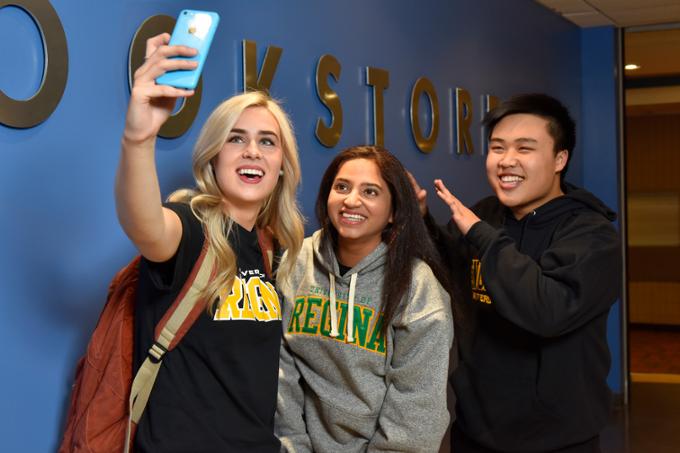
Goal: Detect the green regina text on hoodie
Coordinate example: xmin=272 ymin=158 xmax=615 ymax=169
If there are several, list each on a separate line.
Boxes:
xmin=275 ymin=230 xmax=454 ymax=452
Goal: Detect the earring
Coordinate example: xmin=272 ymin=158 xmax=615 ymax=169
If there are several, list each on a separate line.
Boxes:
xmin=279 ymin=170 xmax=284 ymax=176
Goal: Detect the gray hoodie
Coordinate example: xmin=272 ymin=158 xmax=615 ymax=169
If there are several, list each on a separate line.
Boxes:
xmin=276 ymin=230 xmax=453 ymax=452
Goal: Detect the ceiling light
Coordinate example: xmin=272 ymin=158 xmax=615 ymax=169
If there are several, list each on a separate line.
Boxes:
xmin=625 ymin=64 xmax=641 ymax=71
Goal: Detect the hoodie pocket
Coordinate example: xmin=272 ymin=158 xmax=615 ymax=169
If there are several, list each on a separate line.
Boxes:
xmin=305 ymin=396 xmax=379 ymax=448
xmin=453 ymin=362 xmax=558 ymax=448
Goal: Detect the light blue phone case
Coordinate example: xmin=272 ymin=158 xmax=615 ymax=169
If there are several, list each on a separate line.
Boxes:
xmin=155 ymin=10 xmax=220 ymax=90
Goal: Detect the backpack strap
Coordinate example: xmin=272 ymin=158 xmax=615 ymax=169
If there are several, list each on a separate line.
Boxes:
xmin=256 ymin=226 xmax=279 ymax=279
xmin=124 ymin=242 xmax=216 ymax=453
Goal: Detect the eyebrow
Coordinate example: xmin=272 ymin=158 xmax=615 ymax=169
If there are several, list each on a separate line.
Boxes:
xmin=334 ymin=178 xmax=382 ymax=187
xmin=230 ymin=128 xmax=280 ymax=138
xmin=489 ymin=137 xmax=538 ymax=144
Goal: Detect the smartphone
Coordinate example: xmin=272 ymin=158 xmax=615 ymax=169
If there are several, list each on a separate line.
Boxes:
xmin=155 ymin=10 xmax=220 ymax=90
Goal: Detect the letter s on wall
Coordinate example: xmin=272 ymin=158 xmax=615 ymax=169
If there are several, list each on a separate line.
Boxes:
xmin=0 ymin=0 xmax=67 ymax=128
xmin=315 ymin=54 xmax=342 ymax=148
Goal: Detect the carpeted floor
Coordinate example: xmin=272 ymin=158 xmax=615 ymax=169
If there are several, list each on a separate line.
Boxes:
xmin=602 ymin=382 xmax=680 ymax=453
xmin=629 ymin=325 xmax=680 ymax=375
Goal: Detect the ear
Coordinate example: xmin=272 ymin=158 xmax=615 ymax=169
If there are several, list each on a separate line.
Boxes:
xmin=555 ymin=150 xmax=568 ymax=173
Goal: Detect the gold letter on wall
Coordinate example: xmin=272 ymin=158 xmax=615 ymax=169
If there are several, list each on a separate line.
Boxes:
xmin=0 ymin=0 xmax=68 ymax=128
xmin=455 ymin=87 xmax=474 ymax=155
xmin=480 ymin=94 xmax=500 ymax=154
xmin=129 ymin=14 xmax=202 ymax=139
xmin=315 ymin=54 xmax=343 ymax=148
xmin=366 ymin=67 xmax=389 ymax=147
xmin=485 ymin=94 xmax=500 ymax=113
xmin=242 ymin=40 xmax=282 ymax=93
xmin=410 ymin=77 xmax=439 ymax=153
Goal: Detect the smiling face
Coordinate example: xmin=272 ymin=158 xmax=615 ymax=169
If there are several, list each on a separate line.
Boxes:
xmin=327 ymin=158 xmax=393 ymax=259
xmin=213 ymin=106 xmax=283 ymax=223
xmin=486 ymin=113 xmax=568 ymax=219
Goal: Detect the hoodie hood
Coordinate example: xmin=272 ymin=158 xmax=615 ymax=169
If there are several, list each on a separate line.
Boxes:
xmin=474 ymin=182 xmax=617 ymax=229
xmin=469 ymin=183 xmax=618 ymax=256
xmin=311 ymin=229 xmax=388 ymax=277
xmin=519 ymin=182 xmax=617 ymax=228
xmin=562 ymin=182 xmax=617 ymax=221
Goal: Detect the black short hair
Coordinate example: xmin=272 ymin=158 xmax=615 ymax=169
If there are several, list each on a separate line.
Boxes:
xmin=482 ymin=93 xmax=576 ymax=178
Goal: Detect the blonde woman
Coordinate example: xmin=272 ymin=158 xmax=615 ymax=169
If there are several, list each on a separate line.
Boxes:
xmin=116 ymin=33 xmax=303 ymax=453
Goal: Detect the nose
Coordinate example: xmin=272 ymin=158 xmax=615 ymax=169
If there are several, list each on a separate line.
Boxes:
xmin=498 ymin=149 xmax=518 ymax=168
xmin=343 ymin=190 xmax=361 ymax=208
xmin=243 ymin=140 xmax=262 ymax=159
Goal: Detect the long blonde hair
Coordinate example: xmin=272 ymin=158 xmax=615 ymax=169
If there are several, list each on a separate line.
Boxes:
xmin=169 ymin=91 xmax=304 ymax=311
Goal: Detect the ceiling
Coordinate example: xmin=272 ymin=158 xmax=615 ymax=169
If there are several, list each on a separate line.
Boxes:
xmin=625 ymin=28 xmax=680 ymax=77
xmin=533 ymin=1 xmax=680 ymax=113
xmin=625 ymin=27 xmax=680 ymax=114
xmin=533 ymin=1 xmax=680 ymax=78
xmin=534 ymin=0 xmax=680 ymax=27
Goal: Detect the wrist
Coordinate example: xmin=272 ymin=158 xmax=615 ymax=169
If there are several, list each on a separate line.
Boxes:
xmin=460 ymin=219 xmax=480 ymax=236
xmin=121 ymin=133 xmax=157 ymax=150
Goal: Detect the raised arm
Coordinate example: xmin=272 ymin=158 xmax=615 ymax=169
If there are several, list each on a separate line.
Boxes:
xmin=467 ymin=215 xmax=620 ymax=338
xmin=407 ymin=172 xmax=468 ymax=270
xmin=115 ymin=33 xmax=197 ymax=262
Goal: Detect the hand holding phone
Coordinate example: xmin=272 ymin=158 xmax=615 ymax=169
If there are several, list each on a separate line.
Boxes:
xmin=156 ymin=10 xmax=220 ymax=90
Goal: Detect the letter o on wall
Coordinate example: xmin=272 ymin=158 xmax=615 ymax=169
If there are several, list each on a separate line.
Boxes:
xmin=0 ymin=0 xmax=68 ymax=128
xmin=128 ymin=15 xmax=202 ymax=138
xmin=410 ymin=77 xmax=439 ymax=154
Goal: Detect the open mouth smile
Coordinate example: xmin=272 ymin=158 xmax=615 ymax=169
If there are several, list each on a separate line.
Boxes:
xmin=237 ymin=167 xmax=265 ymax=183
xmin=498 ymin=174 xmax=524 ymax=189
xmin=339 ymin=211 xmax=366 ymax=224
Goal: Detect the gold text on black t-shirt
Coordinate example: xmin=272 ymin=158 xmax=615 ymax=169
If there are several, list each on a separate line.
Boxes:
xmin=471 ymin=258 xmax=492 ymax=305
xmin=214 ymin=274 xmax=281 ymax=321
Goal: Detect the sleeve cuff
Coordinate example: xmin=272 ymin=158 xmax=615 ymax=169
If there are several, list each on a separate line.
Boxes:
xmin=464 ymin=220 xmax=499 ymax=255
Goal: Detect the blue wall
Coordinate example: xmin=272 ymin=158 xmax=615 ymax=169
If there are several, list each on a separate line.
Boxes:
xmin=0 ymin=1 xmax=619 ymax=450
xmin=580 ymin=26 xmax=623 ymax=393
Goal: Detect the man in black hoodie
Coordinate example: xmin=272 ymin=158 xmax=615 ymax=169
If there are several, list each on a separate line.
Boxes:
xmin=412 ymin=94 xmax=621 ymax=453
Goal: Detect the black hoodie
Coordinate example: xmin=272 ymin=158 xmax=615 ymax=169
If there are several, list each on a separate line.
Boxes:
xmin=427 ymin=183 xmax=621 ymax=452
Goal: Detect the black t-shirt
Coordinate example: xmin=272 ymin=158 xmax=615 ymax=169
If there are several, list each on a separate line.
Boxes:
xmin=133 ymin=203 xmax=282 ymax=453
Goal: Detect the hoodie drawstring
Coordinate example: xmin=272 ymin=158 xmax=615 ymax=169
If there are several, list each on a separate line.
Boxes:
xmin=328 ymin=272 xmax=357 ymax=342
xmin=329 ymin=273 xmax=339 ymax=337
xmin=347 ymin=273 xmax=357 ymax=342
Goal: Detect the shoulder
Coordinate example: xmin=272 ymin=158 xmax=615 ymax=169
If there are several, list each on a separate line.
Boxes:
xmin=162 ymin=201 xmax=205 ymax=260
xmin=165 ymin=202 xmax=203 ymax=237
xmin=410 ymin=258 xmax=437 ymax=281
xmin=399 ymin=259 xmax=452 ymax=324
xmin=279 ymin=233 xmax=317 ymax=292
xmin=165 ymin=201 xmax=193 ymax=218
xmin=557 ymin=207 xmax=619 ymax=241
xmin=410 ymin=259 xmax=448 ymax=297
xmin=541 ymin=209 xmax=621 ymax=267
xmin=294 ymin=234 xmax=316 ymax=265
xmin=139 ymin=203 xmax=205 ymax=291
